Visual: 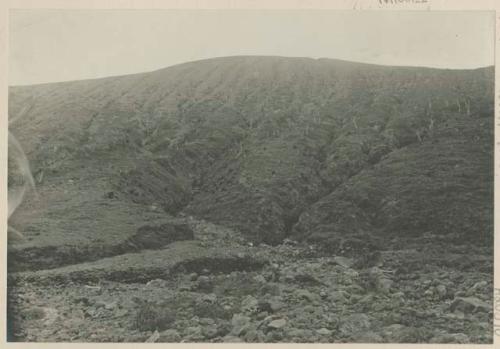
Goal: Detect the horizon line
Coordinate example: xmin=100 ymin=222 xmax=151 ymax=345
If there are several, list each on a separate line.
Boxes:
xmin=9 ymin=54 xmax=495 ymax=88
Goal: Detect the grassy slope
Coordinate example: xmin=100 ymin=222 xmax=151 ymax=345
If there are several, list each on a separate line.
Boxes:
xmin=8 ymin=56 xmax=494 ymax=258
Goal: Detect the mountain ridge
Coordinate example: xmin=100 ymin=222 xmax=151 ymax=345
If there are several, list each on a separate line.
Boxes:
xmin=8 ymin=55 xmax=494 ymax=254
xmin=9 ymin=55 xmax=494 ymax=88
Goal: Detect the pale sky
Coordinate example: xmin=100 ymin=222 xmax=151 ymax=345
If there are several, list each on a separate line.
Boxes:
xmin=9 ymin=9 xmax=495 ymax=86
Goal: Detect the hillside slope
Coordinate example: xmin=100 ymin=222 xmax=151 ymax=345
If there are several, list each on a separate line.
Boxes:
xmin=8 ymin=56 xmax=494 ymax=257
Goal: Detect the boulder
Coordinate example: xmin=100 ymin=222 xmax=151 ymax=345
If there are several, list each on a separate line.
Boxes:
xmin=196 ymin=275 xmax=213 ymax=292
xmin=184 ymin=326 xmax=204 ymax=341
xmin=382 ymin=324 xmax=421 ymax=343
xmin=268 ymin=318 xmax=287 ymax=330
xmin=295 ymin=289 xmax=318 ymax=302
xmin=230 ymin=313 xmax=251 ymax=336
xmin=353 ymin=331 xmax=384 ymax=343
xmin=145 ymin=330 xmax=160 ymax=343
xmin=436 ymin=285 xmax=447 ymax=299
xmin=340 ymin=313 xmax=371 ymax=337
xmin=222 ymin=335 xmax=244 ymax=342
xmin=159 ymin=329 xmax=181 ymax=342
xmin=241 ymin=295 xmax=259 ymax=314
xmin=316 ymin=328 xmax=332 ymax=336
xmin=334 ymin=256 xmax=355 ymax=268
xmin=450 ymin=297 xmax=491 ymax=314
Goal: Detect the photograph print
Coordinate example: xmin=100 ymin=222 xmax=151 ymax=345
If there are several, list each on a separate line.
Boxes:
xmin=6 ymin=8 xmax=495 ymax=343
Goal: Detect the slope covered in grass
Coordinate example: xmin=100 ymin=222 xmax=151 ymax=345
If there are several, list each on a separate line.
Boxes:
xmin=8 ymin=56 xmax=494 ymax=252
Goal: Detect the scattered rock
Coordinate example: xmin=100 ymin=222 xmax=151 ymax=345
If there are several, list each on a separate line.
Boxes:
xmin=288 ymin=328 xmax=307 ymax=340
xmin=196 ymin=275 xmax=213 ymax=292
xmin=430 ymin=332 xmax=470 ymax=344
xmin=450 ymin=297 xmax=491 ymax=314
xmin=134 ymin=302 xmax=175 ymax=331
xmin=302 ymin=305 xmax=317 ymax=314
xmin=146 ymin=279 xmax=167 ymax=288
xmin=391 ymin=291 xmax=404 ymax=299
xmin=268 ymin=297 xmax=285 ymax=312
xmin=202 ymin=324 xmax=219 ymax=339
xmin=7 ymin=218 xmax=493 ymax=344
xmin=344 ymin=268 xmax=359 ymax=279
xmin=436 ymin=285 xmax=447 ymax=299
xmin=382 ymin=324 xmax=414 ymax=342
xmin=282 ymin=238 xmax=298 ymax=246
xmin=295 ymin=289 xmax=318 ymax=302
xmin=73 ymin=297 xmax=91 ymax=306
xmin=231 ymin=314 xmax=251 ymax=336
xmin=253 ymin=275 xmax=267 ymax=283
xmin=330 ymin=291 xmax=349 ymax=303
xmin=340 ymin=313 xmax=371 ymax=337
xmin=377 ymin=278 xmax=394 ymax=294
xmin=105 ymin=301 xmax=117 ymax=310
xmin=199 ymin=317 xmax=215 ymax=326
xmin=145 ymin=330 xmax=160 ymax=343
xmin=85 ymin=308 xmax=101 ymax=318
xmin=353 ymin=331 xmax=384 ymax=343
xmin=316 ymin=328 xmax=332 ymax=336
xmin=159 ymin=329 xmax=181 ymax=342
xmin=467 ymin=281 xmax=488 ymax=295
xmin=349 ymin=294 xmax=362 ymax=304
xmin=115 ymin=308 xmax=128 ymax=317
xmin=95 ymin=299 xmax=118 ymax=310
xmin=256 ymin=311 xmax=268 ymax=320
xmin=259 ymin=283 xmax=281 ymax=296
xmin=201 ymin=293 xmax=217 ymax=304
xmin=368 ymin=267 xmax=393 ymax=293
xmin=265 ymin=330 xmax=284 ymax=342
xmin=83 ymin=285 xmax=101 ymax=291
xmin=244 ymin=328 xmax=264 ymax=342
xmin=334 ymin=256 xmax=355 ymax=268
xmin=95 ymin=300 xmax=106 ymax=309
xmin=424 ymin=288 xmax=434 ymax=297
xmin=184 ymin=326 xmax=204 ymax=341
xmin=422 ymin=279 xmax=432 ymax=287
xmin=267 ymin=318 xmax=287 ymax=330
xmin=241 ymin=295 xmax=259 ymax=313
xmin=222 ymin=335 xmax=244 ymax=342
xmin=282 ymin=271 xmax=295 ymax=283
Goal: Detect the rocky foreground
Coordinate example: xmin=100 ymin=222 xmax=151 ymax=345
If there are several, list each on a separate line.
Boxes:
xmin=8 ymin=218 xmax=493 ymax=343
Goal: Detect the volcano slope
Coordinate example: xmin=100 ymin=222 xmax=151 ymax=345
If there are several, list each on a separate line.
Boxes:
xmin=8 ymin=56 xmax=494 ymax=343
